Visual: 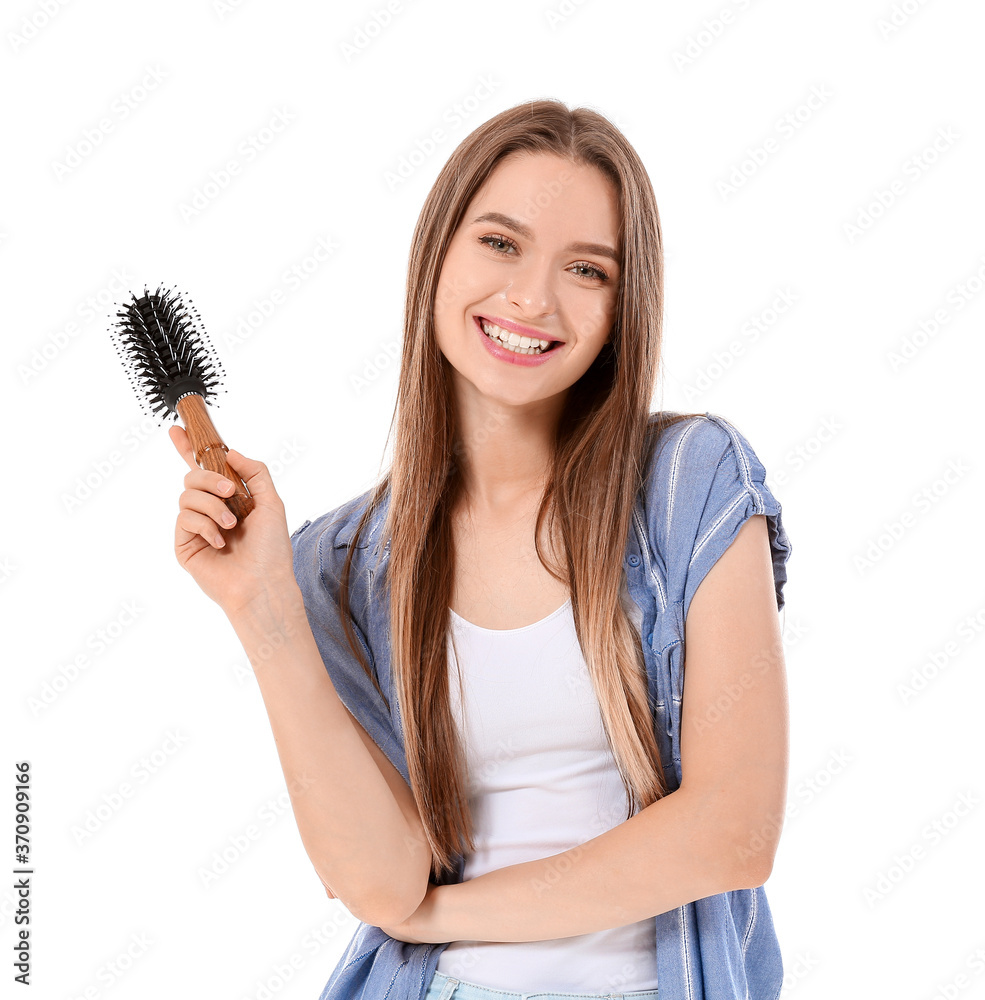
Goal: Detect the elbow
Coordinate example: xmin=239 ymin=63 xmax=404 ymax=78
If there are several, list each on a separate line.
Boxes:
xmin=315 ymin=829 xmax=433 ymax=927
xmin=336 ymin=859 xmax=429 ymax=928
xmin=730 ymin=853 xmax=775 ymax=891
xmin=363 ymin=846 xmax=431 ymax=927
xmin=720 ymin=812 xmax=781 ymax=891
xmin=349 ymin=881 xmax=426 ymax=928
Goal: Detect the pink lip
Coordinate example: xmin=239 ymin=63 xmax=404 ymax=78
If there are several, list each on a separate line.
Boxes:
xmin=473 ymin=315 xmax=561 ymax=367
xmin=478 ymin=314 xmax=563 ymax=343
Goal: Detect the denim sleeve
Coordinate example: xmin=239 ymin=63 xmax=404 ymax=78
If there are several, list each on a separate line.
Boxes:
xmin=654 ymin=413 xmax=792 ymax=621
xmin=289 ymin=515 xmax=396 ymax=762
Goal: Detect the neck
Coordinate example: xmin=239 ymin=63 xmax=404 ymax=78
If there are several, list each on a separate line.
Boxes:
xmin=453 ymin=391 xmax=564 ymax=512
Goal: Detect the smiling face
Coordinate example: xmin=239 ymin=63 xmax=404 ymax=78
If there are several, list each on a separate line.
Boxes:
xmin=433 ymin=150 xmax=622 ymax=416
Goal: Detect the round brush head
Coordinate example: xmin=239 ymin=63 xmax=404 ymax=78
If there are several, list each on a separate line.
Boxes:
xmin=110 ymin=285 xmax=227 ymax=422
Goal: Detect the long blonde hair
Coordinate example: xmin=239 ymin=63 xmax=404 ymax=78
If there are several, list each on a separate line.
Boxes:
xmin=339 ymin=98 xmax=699 ymax=880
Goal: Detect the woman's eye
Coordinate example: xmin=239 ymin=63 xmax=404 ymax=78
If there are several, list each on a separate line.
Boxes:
xmin=478 ymin=235 xmax=609 ymax=282
xmin=571 ymin=263 xmax=609 ymax=282
xmin=478 ymin=235 xmax=517 ymax=254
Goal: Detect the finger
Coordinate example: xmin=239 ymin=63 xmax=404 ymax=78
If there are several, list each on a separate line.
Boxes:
xmin=183 ymin=467 xmax=237 ymax=500
xmin=176 ymin=507 xmax=228 ymax=549
xmin=224 ymin=448 xmax=278 ymax=501
xmin=169 ymin=424 xmax=198 ymax=472
xmin=178 ymin=486 xmax=239 ymax=531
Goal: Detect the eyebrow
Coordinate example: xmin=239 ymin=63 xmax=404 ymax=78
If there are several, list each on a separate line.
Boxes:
xmin=470 ymin=211 xmax=621 ymax=265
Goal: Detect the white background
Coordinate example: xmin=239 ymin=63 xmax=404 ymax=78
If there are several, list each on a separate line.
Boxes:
xmin=3 ymin=1 xmax=984 ymax=997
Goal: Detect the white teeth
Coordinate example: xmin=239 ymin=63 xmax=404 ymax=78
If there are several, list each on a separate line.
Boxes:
xmin=480 ymin=319 xmax=553 ymax=355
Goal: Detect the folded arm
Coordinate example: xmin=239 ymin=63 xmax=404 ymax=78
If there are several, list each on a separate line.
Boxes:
xmin=380 ymin=514 xmax=789 ymax=943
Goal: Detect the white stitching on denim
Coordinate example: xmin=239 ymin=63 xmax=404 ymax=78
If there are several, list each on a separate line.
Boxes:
xmin=678 ymin=904 xmax=694 ymax=999
xmin=740 ymin=886 xmax=758 ymax=957
xmin=632 ymin=503 xmax=666 ymax=612
xmin=690 ymin=413 xmax=773 ymax=569
xmin=691 ymin=489 xmax=749 ymax=565
xmin=665 ymin=419 xmax=700 ymax=546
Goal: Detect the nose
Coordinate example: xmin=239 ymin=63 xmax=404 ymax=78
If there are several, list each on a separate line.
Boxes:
xmin=505 ymin=256 xmax=557 ymax=319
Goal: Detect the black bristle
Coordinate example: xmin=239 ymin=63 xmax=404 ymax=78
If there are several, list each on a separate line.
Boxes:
xmin=110 ymin=285 xmax=226 ymax=423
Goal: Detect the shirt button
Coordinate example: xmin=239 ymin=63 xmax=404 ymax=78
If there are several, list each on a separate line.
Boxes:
xmin=647 ymin=632 xmax=653 ymax=644
xmin=627 ymin=554 xmax=640 ymax=567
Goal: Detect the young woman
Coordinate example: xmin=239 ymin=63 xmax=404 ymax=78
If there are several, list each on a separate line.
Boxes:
xmin=169 ymin=100 xmax=792 ymax=1000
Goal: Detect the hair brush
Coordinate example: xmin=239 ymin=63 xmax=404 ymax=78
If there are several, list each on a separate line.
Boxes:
xmin=109 ymin=285 xmax=255 ymax=521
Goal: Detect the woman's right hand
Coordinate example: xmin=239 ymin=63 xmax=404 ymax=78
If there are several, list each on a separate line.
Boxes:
xmin=169 ymin=424 xmax=298 ymax=618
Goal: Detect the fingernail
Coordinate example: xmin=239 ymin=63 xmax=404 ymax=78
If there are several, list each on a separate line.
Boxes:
xmin=221 ymin=512 xmax=236 ymax=527
xmin=218 ymin=479 xmax=233 ymax=493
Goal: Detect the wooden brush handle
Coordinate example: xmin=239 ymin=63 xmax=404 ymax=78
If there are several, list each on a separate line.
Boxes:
xmin=175 ymin=393 xmax=255 ymax=521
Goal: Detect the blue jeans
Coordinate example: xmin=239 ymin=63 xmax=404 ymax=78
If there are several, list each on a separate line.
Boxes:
xmin=424 ymin=970 xmax=659 ymax=1000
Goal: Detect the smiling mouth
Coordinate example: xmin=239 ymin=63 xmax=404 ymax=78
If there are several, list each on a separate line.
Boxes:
xmin=475 ymin=316 xmax=561 ymax=356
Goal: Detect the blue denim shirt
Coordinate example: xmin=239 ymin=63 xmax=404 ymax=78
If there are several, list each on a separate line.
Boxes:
xmin=290 ymin=411 xmax=792 ymax=1000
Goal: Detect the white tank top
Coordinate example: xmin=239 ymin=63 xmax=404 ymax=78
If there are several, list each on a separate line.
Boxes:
xmin=434 ymin=596 xmax=660 ymax=994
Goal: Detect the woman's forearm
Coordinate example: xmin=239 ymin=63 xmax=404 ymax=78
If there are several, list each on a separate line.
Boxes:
xmin=403 ymin=784 xmax=762 ymax=943
xmin=226 ymin=579 xmax=430 ymax=926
